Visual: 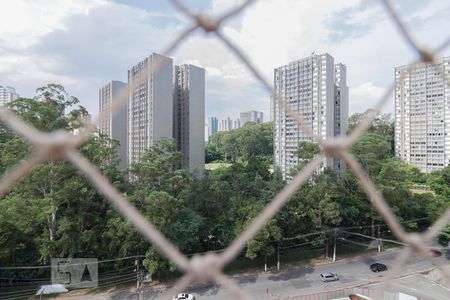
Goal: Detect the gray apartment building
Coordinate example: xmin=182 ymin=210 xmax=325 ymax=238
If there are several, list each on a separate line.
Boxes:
xmin=174 ymin=64 xmax=205 ymax=175
xmin=273 ymin=53 xmax=349 ymax=179
xmin=128 ymin=53 xmax=174 ymax=165
xmin=334 ymin=63 xmax=349 ymax=170
xmin=395 ymin=56 xmax=450 ymax=173
xmin=240 ymin=110 xmax=264 ymax=125
xmin=99 ymin=80 xmax=128 ymax=169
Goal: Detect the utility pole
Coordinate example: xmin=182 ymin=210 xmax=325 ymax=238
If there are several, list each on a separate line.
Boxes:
xmin=333 ymin=228 xmax=337 ymax=262
xmin=135 ymin=258 xmax=139 ymax=289
xmin=138 ymin=271 xmax=144 ymax=300
xmin=277 ymin=242 xmax=280 ymax=271
xmin=264 ymin=255 xmax=267 ymax=272
xmin=377 ymin=225 xmax=381 ymax=253
xmin=135 ymin=258 xmax=144 ymax=300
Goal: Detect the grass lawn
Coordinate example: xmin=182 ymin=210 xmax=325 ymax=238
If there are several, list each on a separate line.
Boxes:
xmin=205 ymin=162 xmax=232 ymax=170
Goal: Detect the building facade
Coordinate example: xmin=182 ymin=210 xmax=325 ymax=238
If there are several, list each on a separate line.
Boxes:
xmin=273 ymin=53 xmax=348 ymax=179
xmin=217 ymin=117 xmax=241 ymax=132
xmin=207 ymin=116 xmax=219 ymax=138
xmin=333 ymin=63 xmax=349 ymax=170
xmin=128 ymin=53 xmax=173 ymax=166
xmin=99 ymin=80 xmax=128 ymax=169
xmin=174 ymin=64 xmax=205 ymax=175
xmin=240 ymin=110 xmax=263 ymax=125
xmin=0 ymin=85 xmax=19 ymax=106
xmin=395 ymin=57 xmax=450 ymax=173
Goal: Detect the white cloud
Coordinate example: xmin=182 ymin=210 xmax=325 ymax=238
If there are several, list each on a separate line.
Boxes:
xmin=0 ymin=0 xmax=449 ymax=121
xmin=350 ymin=81 xmax=387 ymax=114
xmin=0 ymin=0 xmax=105 ymax=48
xmin=0 ymin=0 xmax=181 ymax=114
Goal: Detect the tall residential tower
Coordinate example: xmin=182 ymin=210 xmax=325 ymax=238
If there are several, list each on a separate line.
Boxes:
xmin=174 ymin=64 xmax=205 ymax=175
xmin=128 ymin=53 xmax=173 ymax=165
xmin=273 ymin=53 xmax=348 ymax=179
xmin=395 ymin=57 xmax=450 ymax=173
xmin=99 ymin=80 xmax=128 ymax=169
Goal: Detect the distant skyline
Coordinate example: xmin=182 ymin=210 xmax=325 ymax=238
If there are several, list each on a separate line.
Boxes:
xmin=1 ymin=0 xmax=449 ymax=121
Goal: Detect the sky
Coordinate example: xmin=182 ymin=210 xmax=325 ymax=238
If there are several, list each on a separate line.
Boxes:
xmin=0 ymin=0 xmax=449 ymax=122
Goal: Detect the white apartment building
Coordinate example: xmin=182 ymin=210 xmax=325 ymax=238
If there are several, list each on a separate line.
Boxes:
xmin=174 ymin=64 xmax=205 ymax=175
xmin=99 ymin=80 xmax=128 ymax=169
xmin=395 ymin=57 xmax=450 ymax=173
xmin=128 ymin=53 xmax=173 ymax=165
xmin=218 ymin=117 xmax=235 ymax=132
xmin=0 ymin=85 xmax=19 ymax=106
xmin=273 ymin=53 xmax=348 ymax=179
xmin=240 ymin=110 xmax=263 ymax=125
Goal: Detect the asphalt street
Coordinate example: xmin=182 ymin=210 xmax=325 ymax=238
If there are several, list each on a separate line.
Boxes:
xmin=57 ymin=249 xmax=450 ymax=299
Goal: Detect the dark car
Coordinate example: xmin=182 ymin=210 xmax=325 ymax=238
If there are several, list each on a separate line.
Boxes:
xmin=370 ymin=263 xmax=387 ymax=272
xmin=429 ymin=249 xmax=442 ymax=257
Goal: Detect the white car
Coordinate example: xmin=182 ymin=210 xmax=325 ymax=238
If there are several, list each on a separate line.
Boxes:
xmin=320 ymin=272 xmax=339 ymax=282
xmin=173 ymin=293 xmax=195 ymax=300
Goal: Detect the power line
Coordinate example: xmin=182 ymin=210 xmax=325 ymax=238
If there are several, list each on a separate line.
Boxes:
xmin=0 ymin=255 xmax=145 ymax=270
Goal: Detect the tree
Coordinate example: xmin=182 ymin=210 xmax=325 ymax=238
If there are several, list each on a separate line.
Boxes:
xmin=129 ymin=138 xmax=187 ymax=197
xmin=288 ymin=141 xmax=320 ymax=176
xmin=205 ymin=122 xmax=273 ymax=163
xmin=246 ymin=219 xmax=282 ymax=271
xmin=8 ymin=84 xmax=87 ymax=132
xmin=128 ymin=141 xmax=204 ymax=276
xmin=0 ymin=84 xmax=122 ymax=268
xmin=438 ymin=224 xmax=450 ymax=246
xmin=350 ymin=133 xmax=391 ymax=176
xmin=348 ymin=112 xmax=394 ymax=154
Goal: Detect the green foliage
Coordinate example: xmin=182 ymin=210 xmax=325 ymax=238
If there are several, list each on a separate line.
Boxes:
xmin=206 ymin=122 xmax=273 ymax=163
xmin=129 ymin=138 xmax=186 ymax=196
xmin=246 ymin=219 xmax=282 ymax=259
xmin=350 ymin=133 xmax=391 ymax=175
xmin=1 ymin=87 xmax=448 ymax=281
xmin=348 ymin=112 xmax=394 ymax=153
xmin=289 ymin=141 xmax=320 ymax=175
xmin=0 ymin=84 xmax=123 ymax=269
xmin=8 ymin=84 xmax=87 ymax=132
xmin=297 ymin=141 xmax=320 ymax=160
xmin=438 ymin=224 xmax=450 ymax=246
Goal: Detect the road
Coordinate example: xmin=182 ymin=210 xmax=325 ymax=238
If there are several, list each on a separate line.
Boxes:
xmin=59 ymin=249 xmax=450 ymax=299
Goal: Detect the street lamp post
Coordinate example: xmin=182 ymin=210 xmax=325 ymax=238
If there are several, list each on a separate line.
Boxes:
xmin=377 ymin=225 xmax=381 ymax=253
xmin=333 ymin=228 xmax=337 ymax=262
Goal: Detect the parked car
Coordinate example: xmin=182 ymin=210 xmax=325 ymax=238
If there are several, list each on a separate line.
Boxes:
xmin=370 ymin=263 xmax=387 ymax=272
xmin=320 ymin=272 xmax=339 ymax=282
xmin=143 ymin=273 xmax=152 ymax=283
xmin=173 ymin=293 xmax=195 ymax=300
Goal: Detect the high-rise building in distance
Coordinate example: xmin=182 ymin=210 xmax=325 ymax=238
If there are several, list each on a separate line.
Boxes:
xmin=273 ymin=53 xmax=348 ymax=179
xmin=99 ymin=80 xmax=128 ymax=169
xmin=174 ymin=64 xmax=205 ymax=175
xmin=240 ymin=110 xmax=263 ymax=125
xmin=0 ymin=85 xmax=19 ymax=106
xmin=128 ymin=53 xmax=173 ymax=166
xmin=207 ymin=116 xmax=219 ymax=138
xmin=395 ymin=56 xmax=450 ymax=173
xmin=217 ymin=117 xmax=241 ymax=132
